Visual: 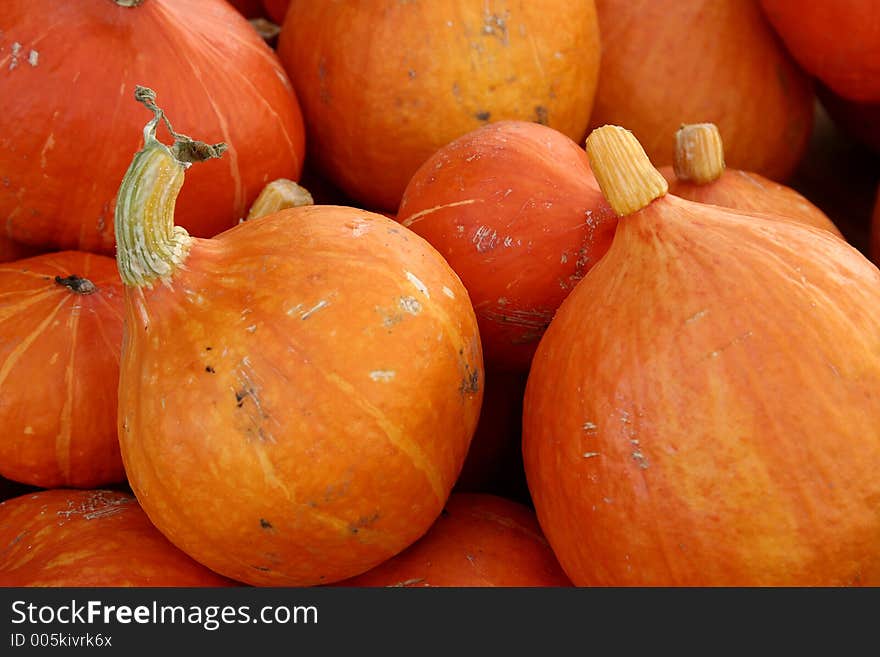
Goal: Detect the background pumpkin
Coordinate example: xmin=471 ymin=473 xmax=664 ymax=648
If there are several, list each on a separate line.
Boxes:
xmin=114 ymin=91 xmax=483 ymax=586
xmin=661 ymin=123 xmax=842 ymax=236
xmin=0 ymin=489 xmax=235 ymax=586
xmin=338 ymin=494 xmax=570 ymax=587
xmin=0 ymin=251 xmax=125 ymax=488
xmin=0 ymin=0 xmax=305 ymax=254
xmin=262 ymin=0 xmax=290 ymax=24
xmin=397 ymin=121 xmax=614 ymax=371
xmin=760 ymin=0 xmax=880 ymax=103
xmin=524 ymin=126 xmax=880 ymax=585
xmin=0 ymin=235 xmax=41 ymax=264
xmin=277 ymin=0 xmax=601 ymax=212
xmin=590 ymin=0 xmax=813 ymax=181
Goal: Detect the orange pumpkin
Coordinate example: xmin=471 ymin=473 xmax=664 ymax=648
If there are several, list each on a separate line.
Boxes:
xmin=590 ymin=0 xmax=813 ymax=181
xmin=277 ymin=0 xmax=601 ymax=212
xmin=115 ymin=89 xmax=483 ymax=586
xmin=760 ymin=0 xmax=880 ymax=103
xmin=0 ymin=234 xmax=41 ymax=264
xmin=523 ymin=126 xmax=880 ymax=585
xmin=262 ymin=0 xmax=290 ymax=24
xmin=0 ymin=0 xmax=305 ymax=254
xmin=338 ymin=494 xmax=570 ymax=587
xmin=661 ymin=123 xmax=842 ymax=237
xmin=227 ymin=0 xmax=265 ymax=18
xmin=0 ymin=251 xmax=125 ymax=488
xmin=397 ymin=121 xmax=614 ymax=371
xmin=0 ymin=490 xmax=234 ymax=586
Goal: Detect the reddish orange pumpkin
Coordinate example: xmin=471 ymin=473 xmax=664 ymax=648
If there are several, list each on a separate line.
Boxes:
xmin=338 ymin=494 xmax=570 ymax=587
xmin=397 ymin=121 xmax=614 ymax=371
xmin=277 ymin=0 xmax=601 ymax=211
xmin=0 ymin=251 xmax=125 ymax=488
xmin=115 ymin=89 xmax=483 ymax=586
xmin=760 ymin=0 xmax=880 ymax=103
xmin=227 ymin=0 xmax=265 ymax=18
xmin=0 ymin=0 xmax=305 ymax=254
xmin=660 ymin=123 xmax=842 ymax=237
xmin=0 ymin=490 xmax=235 ymax=586
xmin=0 ymin=234 xmax=41 ymax=263
xmin=524 ymin=126 xmax=880 ymax=585
xmin=590 ymin=0 xmax=813 ymax=181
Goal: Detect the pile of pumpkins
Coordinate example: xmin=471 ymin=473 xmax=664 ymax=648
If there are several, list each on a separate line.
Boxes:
xmin=1 ymin=0 xmax=879 ymax=587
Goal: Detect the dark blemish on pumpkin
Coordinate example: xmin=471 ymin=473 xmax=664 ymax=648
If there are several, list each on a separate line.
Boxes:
xmin=475 ymin=110 xmax=491 ymax=121
xmin=251 ymin=565 xmax=271 ymax=572
xmin=260 ymin=518 xmax=273 ymax=530
xmin=408 ymin=69 xmax=416 ymax=79
xmin=55 ymin=275 xmax=97 ymax=295
xmin=235 ymin=389 xmax=249 ymax=407
xmin=481 ymin=11 xmax=510 ymax=44
xmin=387 ymin=227 xmax=401 ymax=234
xmin=534 ymin=105 xmax=549 ymax=125
xmin=459 ymin=367 xmax=480 ymax=394
xmin=1 ymin=177 xmax=9 ymax=187
xmin=349 ymin=512 xmax=380 ymax=534
xmin=205 ymin=365 xmax=215 ymax=374
xmin=205 ymin=346 xmax=212 ymax=351
xmin=440 ymin=508 xmax=450 ymax=517
xmin=307 ymin=501 xmax=318 ymax=508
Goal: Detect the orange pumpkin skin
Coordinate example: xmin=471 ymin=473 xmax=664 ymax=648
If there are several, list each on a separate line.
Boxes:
xmin=119 ymin=206 xmax=483 ymax=586
xmin=760 ymin=0 xmax=880 ymax=103
xmin=0 ymin=0 xmax=305 ymax=253
xmin=660 ymin=167 xmax=843 ymax=237
xmin=590 ymin=0 xmax=813 ymax=181
xmin=524 ymin=194 xmax=880 ymax=586
xmin=0 ymin=490 xmax=234 ymax=586
xmin=397 ymin=121 xmax=615 ymax=371
xmin=0 ymin=234 xmax=41 ymax=264
xmin=338 ymin=494 xmax=570 ymax=587
xmin=0 ymin=252 xmax=125 ymax=488
xmin=277 ymin=1 xmax=601 ymax=212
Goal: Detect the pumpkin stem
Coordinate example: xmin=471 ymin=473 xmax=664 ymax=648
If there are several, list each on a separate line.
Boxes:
xmin=114 ymin=0 xmax=146 ymax=7
xmin=114 ymin=86 xmax=227 ymax=288
xmin=673 ymin=123 xmax=725 ymax=184
xmin=55 ymin=275 xmax=97 ymax=295
xmin=584 ymin=125 xmax=668 ymax=217
xmin=245 ymin=179 xmax=314 ymax=221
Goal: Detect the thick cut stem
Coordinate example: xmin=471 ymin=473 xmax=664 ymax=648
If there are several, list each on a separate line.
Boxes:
xmin=114 ymin=86 xmax=226 ymax=288
xmin=245 ymin=179 xmax=313 ymax=221
xmin=114 ymin=0 xmax=145 ymax=7
xmin=55 ymin=275 xmax=97 ymax=295
xmin=673 ymin=123 xmax=725 ymax=184
xmin=585 ymin=125 xmax=668 ymax=217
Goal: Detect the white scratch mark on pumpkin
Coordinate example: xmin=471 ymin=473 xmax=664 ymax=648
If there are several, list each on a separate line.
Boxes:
xmin=246 ymin=325 xmax=257 ymax=333
xmin=300 ymin=299 xmax=329 ymax=320
xmin=583 ymin=422 xmax=597 ymax=431
xmin=582 ymin=452 xmax=600 ymax=459
xmin=685 ymin=309 xmax=708 ymax=324
xmin=399 ymin=296 xmax=422 ymax=315
xmin=27 ymin=49 xmax=38 ymax=67
xmin=286 ymin=303 xmax=303 ymax=316
xmin=405 ymin=271 xmax=430 ymax=299
xmin=401 ymin=199 xmax=480 ymax=227
xmin=39 ymin=133 xmax=55 ymax=171
xmin=472 ymin=225 xmax=498 ymax=252
xmin=369 ymin=370 xmax=396 ymax=382
xmin=8 ymin=42 xmax=21 ymax=70
xmin=24 ymin=426 xmax=33 ymax=435
xmin=49 ymin=352 xmax=59 ymax=365
xmin=442 ymin=286 xmax=455 ymax=299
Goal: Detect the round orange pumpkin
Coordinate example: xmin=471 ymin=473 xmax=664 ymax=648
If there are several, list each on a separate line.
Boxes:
xmin=397 ymin=121 xmax=614 ymax=371
xmin=760 ymin=0 xmax=880 ymax=103
xmin=115 ymin=89 xmax=483 ymax=586
xmin=262 ymin=0 xmax=289 ymax=24
xmin=0 ymin=489 xmax=234 ymax=586
xmin=338 ymin=494 xmax=570 ymax=587
xmin=523 ymin=126 xmax=880 ymax=585
xmin=590 ymin=0 xmax=813 ymax=181
xmin=277 ymin=0 xmax=601 ymax=212
xmin=0 ymin=251 xmax=125 ymax=488
xmin=0 ymin=0 xmax=305 ymax=254
xmin=661 ymin=123 xmax=842 ymax=237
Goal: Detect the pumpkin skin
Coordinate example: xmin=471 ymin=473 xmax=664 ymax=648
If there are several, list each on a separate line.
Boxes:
xmin=338 ymin=494 xmax=570 ymax=587
xmin=760 ymin=0 xmax=880 ymax=103
xmin=277 ymin=0 xmax=601 ymax=212
xmin=0 ymin=0 xmax=305 ymax=253
xmin=397 ymin=121 xmax=615 ymax=371
xmin=0 ymin=490 xmax=234 ymax=586
xmin=0 ymin=252 xmax=125 ymax=488
xmin=590 ymin=0 xmax=813 ymax=181
xmin=228 ymin=0 xmax=265 ymax=18
xmin=114 ymin=100 xmax=484 ymax=588
xmin=0 ymin=235 xmax=41 ymax=263
xmin=524 ymin=185 xmax=880 ymax=585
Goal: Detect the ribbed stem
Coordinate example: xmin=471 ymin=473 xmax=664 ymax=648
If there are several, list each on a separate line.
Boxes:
xmin=585 ymin=125 xmax=668 ymax=216
xmin=245 ymin=179 xmax=313 ymax=221
xmin=114 ymin=0 xmax=145 ymax=7
xmin=673 ymin=123 xmax=725 ymax=184
xmin=114 ymin=86 xmax=226 ymax=288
